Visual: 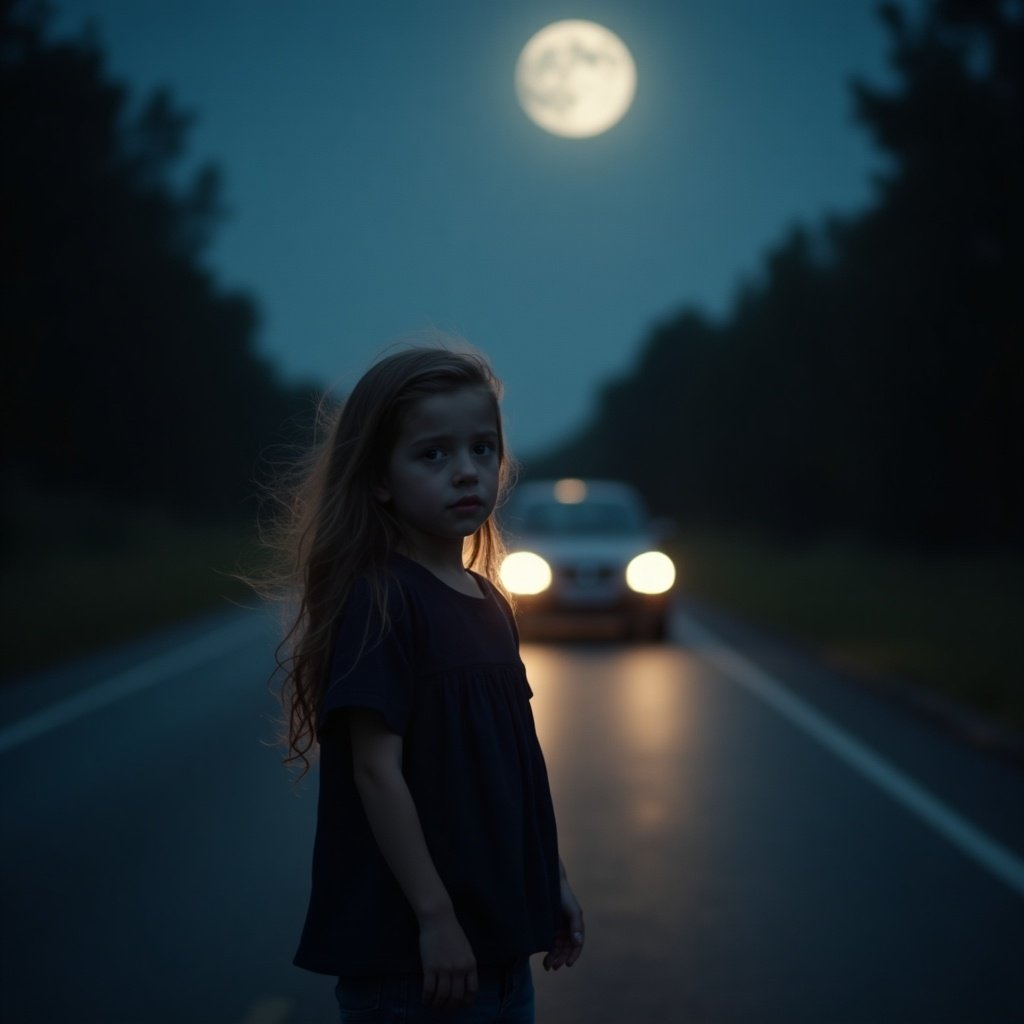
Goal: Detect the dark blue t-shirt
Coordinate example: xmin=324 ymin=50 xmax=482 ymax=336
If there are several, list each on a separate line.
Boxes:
xmin=293 ymin=553 xmax=561 ymax=976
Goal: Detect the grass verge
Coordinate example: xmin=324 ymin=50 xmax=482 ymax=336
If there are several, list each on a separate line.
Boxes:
xmin=1 ymin=512 xmax=266 ymax=679
xmin=5 ymin=510 xmax=1021 ymax=741
xmin=672 ymin=533 xmax=1023 ymax=734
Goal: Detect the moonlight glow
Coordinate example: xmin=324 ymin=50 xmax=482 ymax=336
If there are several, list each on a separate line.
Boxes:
xmin=516 ymin=20 xmax=637 ymax=138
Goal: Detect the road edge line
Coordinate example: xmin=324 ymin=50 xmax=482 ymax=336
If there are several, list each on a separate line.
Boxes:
xmin=0 ymin=616 xmax=261 ymax=755
xmin=679 ymin=612 xmax=1024 ymax=899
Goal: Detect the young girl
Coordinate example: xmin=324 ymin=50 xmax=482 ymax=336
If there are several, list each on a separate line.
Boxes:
xmin=274 ymin=347 xmax=584 ymax=1021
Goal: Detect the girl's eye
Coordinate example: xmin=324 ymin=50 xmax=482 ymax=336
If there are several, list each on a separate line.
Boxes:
xmin=473 ymin=442 xmax=496 ymax=456
xmin=421 ymin=447 xmax=445 ymax=461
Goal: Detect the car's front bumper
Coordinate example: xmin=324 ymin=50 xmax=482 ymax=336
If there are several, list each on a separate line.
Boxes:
xmin=511 ymin=581 xmax=673 ymax=640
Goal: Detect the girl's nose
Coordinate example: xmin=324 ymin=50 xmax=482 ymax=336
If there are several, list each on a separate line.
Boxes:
xmin=453 ymin=452 xmax=478 ymax=483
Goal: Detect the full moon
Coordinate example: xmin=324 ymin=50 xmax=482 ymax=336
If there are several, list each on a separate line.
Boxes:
xmin=515 ymin=20 xmax=637 ymax=139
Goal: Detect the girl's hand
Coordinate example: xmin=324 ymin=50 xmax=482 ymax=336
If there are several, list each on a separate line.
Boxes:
xmin=543 ymin=875 xmax=585 ymax=971
xmin=418 ymin=908 xmax=478 ymax=1008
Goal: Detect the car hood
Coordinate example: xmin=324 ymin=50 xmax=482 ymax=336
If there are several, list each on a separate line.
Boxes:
xmin=507 ymin=534 xmax=658 ymax=563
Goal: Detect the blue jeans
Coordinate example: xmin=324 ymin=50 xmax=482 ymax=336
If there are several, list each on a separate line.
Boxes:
xmin=335 ymin=958 xmax=535 ymax=1023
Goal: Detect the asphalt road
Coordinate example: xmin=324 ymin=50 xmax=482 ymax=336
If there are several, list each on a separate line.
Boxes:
xmin=1 ymin=601 xmax=1022 ymax=1023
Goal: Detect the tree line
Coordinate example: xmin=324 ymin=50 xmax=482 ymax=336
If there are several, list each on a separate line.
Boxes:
xmin=1 ymin=0 xmax=311 ymax=536
xmin=2 ymin=0 xmax=1019 ymax=553
xmin=530 ymin=0 xmax=1022 ymax=550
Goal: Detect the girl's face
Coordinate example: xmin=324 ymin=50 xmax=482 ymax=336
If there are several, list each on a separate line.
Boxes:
xmin=374 ymin=387 xmax=501 ymax=559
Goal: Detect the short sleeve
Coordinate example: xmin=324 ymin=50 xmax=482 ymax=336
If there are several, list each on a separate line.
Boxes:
xmin=318 ymin=575 xmax=415 ymax=738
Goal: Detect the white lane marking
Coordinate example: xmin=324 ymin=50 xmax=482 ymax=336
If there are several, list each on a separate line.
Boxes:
xmin=240 ymin=997 xmax=293 ymax=1024
xmin=0 ymin=616 xmax=261 ymax=755
xmin=678 ymin=612 xmax=1024 ymax=899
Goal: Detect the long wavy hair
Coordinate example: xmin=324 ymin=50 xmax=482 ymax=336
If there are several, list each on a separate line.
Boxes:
xmin=260 ymin=346 xmax=513 ymax=778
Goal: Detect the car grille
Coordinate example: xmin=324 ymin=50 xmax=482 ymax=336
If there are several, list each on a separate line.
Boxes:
xmin=557 ymin=565 xmax=618 ymax=585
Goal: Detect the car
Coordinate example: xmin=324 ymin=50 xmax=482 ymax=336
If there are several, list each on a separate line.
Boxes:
xmin=498 ymin=478 xmax=677 ymax=641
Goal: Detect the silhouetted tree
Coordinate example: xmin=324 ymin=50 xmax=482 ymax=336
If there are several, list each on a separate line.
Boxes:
xmin=841 ymin=0 xmax=1023 ymax=544
xmin=532 ymin=0 xmax=1022 ymax=549
xmin=1 ymin=0 xmax=301 ymax=523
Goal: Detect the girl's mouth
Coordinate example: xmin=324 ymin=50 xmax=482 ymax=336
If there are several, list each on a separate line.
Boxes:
xmin=452 ymin=497 xmax=483 ymax=510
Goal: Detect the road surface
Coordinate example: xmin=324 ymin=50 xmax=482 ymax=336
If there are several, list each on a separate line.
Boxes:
xmin=1 ymin=601 xmax=1022 ymax=1023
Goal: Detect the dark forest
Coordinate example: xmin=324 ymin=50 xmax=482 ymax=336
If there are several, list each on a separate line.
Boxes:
xmin=531 ymin=0 xmax=1022 ymax=551
xmin=2 ymin=0 xmax=311 ymax=533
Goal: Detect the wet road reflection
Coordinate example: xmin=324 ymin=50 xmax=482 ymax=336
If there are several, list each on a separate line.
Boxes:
xmin=524 ymin=640 xmax=708 ymax=1022
xmin=520 ymin=626 xmax=1024 ymax=1024
xmin=528 ymin=642 xmax=695 ymax=836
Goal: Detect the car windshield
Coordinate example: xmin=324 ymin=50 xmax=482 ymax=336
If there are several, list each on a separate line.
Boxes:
xmin=516 ymin=500 xmax=644 ymax=536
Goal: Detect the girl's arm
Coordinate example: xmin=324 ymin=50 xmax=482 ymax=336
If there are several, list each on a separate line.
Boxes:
xmin=543 ymin=858 xmax=585 ymax=971
xmin=348 ymin=708 xmax=478 ymax=1009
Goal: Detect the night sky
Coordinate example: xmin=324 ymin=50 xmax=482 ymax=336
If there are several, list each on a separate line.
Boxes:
xmin=49 ymin=0 xmax=896 ymax=455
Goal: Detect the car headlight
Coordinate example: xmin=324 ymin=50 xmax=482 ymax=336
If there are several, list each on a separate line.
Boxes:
xmin=499 ymin=551 xmax=552 ymax=594
xmin=625 ymin=551 xmax=676 ymax=594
